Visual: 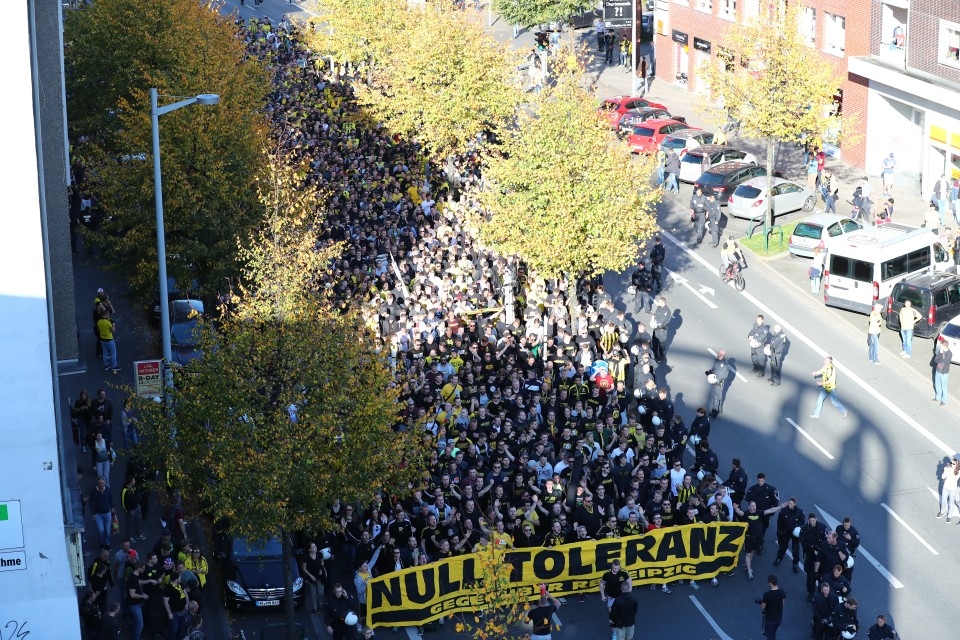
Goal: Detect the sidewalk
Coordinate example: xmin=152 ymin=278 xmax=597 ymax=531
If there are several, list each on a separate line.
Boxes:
xmin=484 ymin=14 xmax=930 ymax=229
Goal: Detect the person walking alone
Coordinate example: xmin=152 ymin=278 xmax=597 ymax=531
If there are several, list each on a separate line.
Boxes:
xmin=706 ymin=350 xmax=730 ymax=418
xmin=664 ymin=150 xmax=681 ymax=194
xmin=759 ymin=574 xmax=786 ymax=640
xmin=867 ymin=303 xmax=883 ymax=364
xmin=809 ymin=244 xmax=826 ymax=294
xmin=898 ymin=300 xmax=922 ymax=358
xmin=810 ymin=356 xmax=847 ymax=419
xmin=526 ymin=587 xmax=562 ymax=640
xmin=609 ymin=581 xmax=638 ymax=640
xmin=933 ymin=336 xmax=951 ymax=405
xmin=937 ymin=457 xmax=960 ymax=522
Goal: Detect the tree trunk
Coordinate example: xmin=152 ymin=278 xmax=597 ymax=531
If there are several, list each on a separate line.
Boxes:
xmin=283 ymin=529 xmax=298 ymax=640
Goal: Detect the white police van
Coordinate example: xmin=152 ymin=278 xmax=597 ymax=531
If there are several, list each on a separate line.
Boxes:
xmin=823 ymin=223 xmax=951 ymax=314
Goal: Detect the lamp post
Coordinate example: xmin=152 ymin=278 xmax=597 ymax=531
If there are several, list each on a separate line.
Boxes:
xmin=151 ymin=88 xmax=220 ymax=405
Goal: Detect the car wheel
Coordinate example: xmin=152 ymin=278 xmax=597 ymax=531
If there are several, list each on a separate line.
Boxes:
xmin=802 ymin=195 xmax=815 ymax=212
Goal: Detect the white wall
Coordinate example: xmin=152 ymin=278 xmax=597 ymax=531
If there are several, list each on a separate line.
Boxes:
xmin=0 ymin=2 xmax=82 ymax=638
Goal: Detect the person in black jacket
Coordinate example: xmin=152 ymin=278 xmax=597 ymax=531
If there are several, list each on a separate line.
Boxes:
xmin=630 ymin=263 xmax=653 ymax=315
xmin=744 ymin=473 xmax=779 ymax=549
xmin=867 ymin=614 xmax=898 ymax=640
xmin=649 ymin=236 xmax=666 ymax=291
xmin=766 ymin=325 xmax=788 ymax=386
xmin=828 ymin=597 xmax=859 ymax=640
xmin=650 ymin=297 xmax=671 ymax=362
xmin=799 ymin=512 xmax=828 ymax=601
xmin=747 ymin=315 xmax=770 ymax=376
xmin=810 ymin=581 xmax=836 ymax=640
xmin=325 ymin=583 xmax=360 ymax=640
xmin=609 ymin=581 xmax=639 ymax=640
xmin=725 ymin=458 xmax=748 ymax=507
xmin=773 ymin=497 xmax=805 ymax=572
xmin=706 ymin=350 xmax=730 ymax=417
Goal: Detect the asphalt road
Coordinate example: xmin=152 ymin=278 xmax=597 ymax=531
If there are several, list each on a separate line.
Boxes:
xmin=142 ymin=2 xmax=960 ymax=639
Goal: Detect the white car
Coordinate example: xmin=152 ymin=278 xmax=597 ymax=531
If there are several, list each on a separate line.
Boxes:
xmin=788 ymin=213 xmax=862 ymax=257
xmin=939 ymin=316 xmax=960 ymax=364
xmin=728 ymin=177 xmax=816 ymax=220
xmin=678 ymin=145 xmax=757 ymax=183
xmin=659 ymin=130 xmax=714 ymax=157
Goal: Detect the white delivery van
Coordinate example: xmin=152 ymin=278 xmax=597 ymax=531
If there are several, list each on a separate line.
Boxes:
xmin=823 ymin=223 xmax=951 ymax=314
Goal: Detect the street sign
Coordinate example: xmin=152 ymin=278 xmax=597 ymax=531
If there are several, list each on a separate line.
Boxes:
xmin=134 ymin=359 xmax=163 ymax=398
xmin=604 ymin=0 xmax=634 ymax=29
xmin=0 ymin=500 xmax=26 ymax=572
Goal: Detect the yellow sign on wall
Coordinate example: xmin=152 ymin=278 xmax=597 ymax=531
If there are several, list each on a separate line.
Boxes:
xmin=367 ymin=522 xmax=747 ymax=628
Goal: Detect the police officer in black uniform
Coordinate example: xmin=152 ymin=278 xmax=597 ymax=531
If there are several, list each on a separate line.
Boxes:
xmin=747 ymin=315 xmax=771 ymax=377
xmin=630 ymin=263 xmax=654 ymax=315
xmin=706 ymin=193 xmax=722 ymax=247
xmin=690 ymin=186 xmax=708 ymax=243
xmin=773 ymin=497 xmax=805 ymax=572
xmin=706 ymin=350 xmax=730 ymax=417
xmin=799 ymin=512 xmax=828 ymax=601
xmin=649 ymin=236 xmax=666 ymax=292
xmin=766 ymin=324 xmax=788 ymax=386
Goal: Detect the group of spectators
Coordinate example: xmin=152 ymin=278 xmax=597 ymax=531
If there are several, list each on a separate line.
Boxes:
xmin=228 ymin=18 xmax=900 ymax=640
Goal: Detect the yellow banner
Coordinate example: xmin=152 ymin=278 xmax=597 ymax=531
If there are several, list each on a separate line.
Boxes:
xmin=367 ymin=522 xmax=747 ymax=628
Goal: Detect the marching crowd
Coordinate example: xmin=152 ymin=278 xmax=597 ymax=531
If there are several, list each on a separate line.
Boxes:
xmin=75 ymin=16 xmax=901 ymax=640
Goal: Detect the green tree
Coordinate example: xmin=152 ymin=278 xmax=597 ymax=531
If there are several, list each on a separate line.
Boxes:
xmin=696 ymin=2 xmax=846 ymax=247
xmin=495 ymin=0 xmax=597 ymax=28
xmin=65 ymin=0 xmax=270 ymax=301
xmin=469 ymin=53 xmax=660 ymax=279
xmin=312 ymin=0 xmax=522 ymax=158
xmin=134 ymin=152 xmax=424 ymax=640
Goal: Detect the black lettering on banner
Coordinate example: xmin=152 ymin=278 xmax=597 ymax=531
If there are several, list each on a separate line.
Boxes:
xmin=594 ymin=541 xmax=621 ymax=572
xmin=505 ymin=550 xmax=532 ymax=582
xmin=717 ymin=524 xmax=742 ymax=554
xmin=405 ymin=569 xmax=437 ymax=605
xmin=656 ymin=530 xmax=687 ymax=562
xmin=438 ymin=563 xmax=462 ymax=595
xmin=645 ymin=566 xmax=663 ymax=578
xmin=688 ymin=526 xmax=717 ymax=559
xmin=532 ymin=549 xmax=565 ymax=580
xmin=461 ymin=557 xmax=478 ymax=586
xmin=568 ymin=547 xmax=593 ymax=576
xmin=624 ymin=534 xmax=656 ymax=565
xmin=371 ymin=576 xmax=403 ymax=608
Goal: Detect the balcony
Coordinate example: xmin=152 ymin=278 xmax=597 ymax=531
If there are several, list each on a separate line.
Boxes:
xmin=876 ymin=43 xmax=906 ymax=70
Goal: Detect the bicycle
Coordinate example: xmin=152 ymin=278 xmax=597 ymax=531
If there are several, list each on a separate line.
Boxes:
xmin=720 ymin=261 xmax=746 ymax=292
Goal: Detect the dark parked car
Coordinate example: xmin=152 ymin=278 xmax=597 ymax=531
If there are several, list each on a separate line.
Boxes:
xmin=694 ymin=161 xmax=785 ymax=205
xmin=216 ymin=535 xmax=304 ymax=610
xmin=170 ymin=299 xmax=204 ymax=365
xmin=884 ymin=271 xmax=960 ymax=338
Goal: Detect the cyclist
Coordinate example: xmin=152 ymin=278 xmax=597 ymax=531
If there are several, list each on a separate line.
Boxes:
xmin=720 ymin=236 xmax=744 ymax=279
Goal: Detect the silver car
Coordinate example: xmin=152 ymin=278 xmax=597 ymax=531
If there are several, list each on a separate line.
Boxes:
xmin=788 ymin=213 xmax=862 ymax=257
xmin=728 ymin=177 xmax=816 ymax=220
xmin=679 ymin=145 xmax=757 ymax=183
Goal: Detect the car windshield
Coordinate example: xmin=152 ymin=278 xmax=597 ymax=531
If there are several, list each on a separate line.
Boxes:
xmin=172 ymin=300 xmax=203 ymax=323
xmin=681 ymin=154 xmax=703 ymax=164
xmin=734 ymin=185 xmax=762 ymax=199
xmin=632 ymin=126 xmax=655 ymax=137
xmin=893 ymin=287 xmax=924 ymax=307
xmin=943 ymin=322 xmax=960 ymax=339
xmin=696 ymin=172 xmax=726 ymax=186
xmin=171 ymin=324 xmax=200 ymax=347
xmin=233 ymin=538 xmax=283 ymax=560
xmin=661 ymin=138 xmax=687 ymax=149
xmin=792 ymin=223 xmax=823 ymax=239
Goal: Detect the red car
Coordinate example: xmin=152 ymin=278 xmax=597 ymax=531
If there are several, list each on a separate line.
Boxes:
xmin=598 ymin=95 xmax=668 ymax=128
xmin=626 ymin=118 xmax=695 ymax=154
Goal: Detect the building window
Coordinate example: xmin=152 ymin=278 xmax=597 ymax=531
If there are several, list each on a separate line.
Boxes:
xmin=696 ymin=0 xmax=713 ymax=12
xmin=799 ymin=6 xmax=816 ymax=47
xmin=719 ymin=0 xmax=736 ymax=20
xmin=940 ymin=20 xmax=960 ymax=69
xmin=823 ymin=13 xmax=845 ymax=56
xmin=673 ymin=0 xmax=690 ymax=7
xmin=742 ymin=0 xmax=759 ymax=23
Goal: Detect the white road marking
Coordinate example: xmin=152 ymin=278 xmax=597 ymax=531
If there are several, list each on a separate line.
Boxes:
xmin=665 ymin=267 xmax=719 ymax=309
xmin=660 ymin=230 xmax=956 ymax=458
xmin=698 ymin=284 xmax=716 ymax=296
xmin=880 ymin=503 xmax=939 ymax=555
xmin=785 ymin=418 xmax=834 ymax=460
xmin=815 ymin=505 xmax=905 ymax=589
xmin=784 ymin=550 xmax=806 ymax=573
xmin=689 ymin=595 xmax=735 ymax=640
xmin=928 ymin=486 xmax=940 ymax=502
xmin=707 ymin=348 xmax=748 ymax=383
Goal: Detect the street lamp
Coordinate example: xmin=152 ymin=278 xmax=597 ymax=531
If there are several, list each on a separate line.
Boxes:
xmin=151 ymin=88 xmax=220 ymax=404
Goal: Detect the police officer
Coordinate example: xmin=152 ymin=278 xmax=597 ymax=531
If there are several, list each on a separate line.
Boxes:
xmin=798 ymin=512 xmax=827 ymax=601
xmin=773 ymin=497 xmax=804 ymax=571
xmin=747 ymin=315 xmax=770 ymax=377
xmin=630 ymin=263 xmax=654 ymax=315
xmin=811 ymin=582 xmax=836 ymax=640
xmin=744 ymin=472 xmax=779 ymax=549
xmin=649 ymin=236 xmax=666 ymax=292
xmin=836 ymin=517 xmax=860 ymax=582
xmin=766 ymin=325 xmax=788 ymax=386
xmin=650 ymin=297 xmax=671 ymax=362
xmin=690 ymin=186 xmax=707 ymax=243
xmin=706 ymin=350 xmax=729 ymax=418
xmin=815 ymin=531 xmax=851 ymax=591
xmin=705 ymin=192 xmax=722 ymax=247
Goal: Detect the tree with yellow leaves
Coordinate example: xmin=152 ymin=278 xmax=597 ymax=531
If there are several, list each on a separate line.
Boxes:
xmin=469 ymin=52 xmax=660 ymax=279
xmin=133 ymin=151 xmax=424 ymax=640
xmin=697 ymin=2 xmax=846 ymax=247
xmin=453 ymin=546 xmax=537 ymax=640
xmin=65 ymin=0 xmax=270 ymax=302
xmin=310 ymin=0 xmax=522 ymax=158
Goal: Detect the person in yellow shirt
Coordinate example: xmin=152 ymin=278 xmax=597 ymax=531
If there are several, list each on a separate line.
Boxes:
xmin=184 ymin=548 xmax=208 ymax=589
xmin=491 ymin=520 xmax=513 ymax=549
xmin=810 ymin=356 xmax=847 ymax=419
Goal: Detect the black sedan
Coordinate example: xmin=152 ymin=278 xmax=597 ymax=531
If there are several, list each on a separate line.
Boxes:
xmin=216 ymin=535 xmax=304 ymax=610
xmin=170 ymin=299 xmax=204 ymax=366
xmin=694 ymin=161 xmax=786 ymax=205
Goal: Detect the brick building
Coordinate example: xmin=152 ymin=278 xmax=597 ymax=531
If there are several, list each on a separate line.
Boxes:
xmin=848 ymin=0 xmax=960 ymax=197
xmin=649 ymin=0 xmax=870 ymax=169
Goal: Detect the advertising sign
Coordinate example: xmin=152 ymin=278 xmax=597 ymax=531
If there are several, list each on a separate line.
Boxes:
xmin=603 ymin=0 xmax=634 ymax=30
xmin=134 ymin=360 xmax=163 ymax=398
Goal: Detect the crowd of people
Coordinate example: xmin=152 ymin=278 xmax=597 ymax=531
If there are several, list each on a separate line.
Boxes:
xmin=74 ymin=14 xmax=903 ymax=640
